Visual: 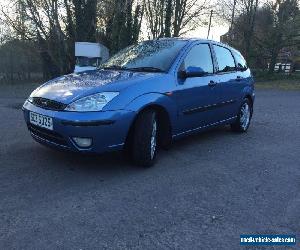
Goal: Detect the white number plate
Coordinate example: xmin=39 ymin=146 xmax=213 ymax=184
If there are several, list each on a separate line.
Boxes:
xmin=30 ymin=112 xmax=53 ymax=130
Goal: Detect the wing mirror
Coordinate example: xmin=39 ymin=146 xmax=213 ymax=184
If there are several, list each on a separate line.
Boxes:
xmin=178 ymin=66 xmax=207 ymax=79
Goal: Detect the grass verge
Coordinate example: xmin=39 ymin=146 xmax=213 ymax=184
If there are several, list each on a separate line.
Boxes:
xmin=255 ymin=79 xmax=300 ymax=90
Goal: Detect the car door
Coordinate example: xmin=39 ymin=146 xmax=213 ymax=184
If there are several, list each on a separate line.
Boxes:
xmin=173 ymin=43 xmax=221 ymax=132
xmin=212 ymin=44 xmax=242 ymax=121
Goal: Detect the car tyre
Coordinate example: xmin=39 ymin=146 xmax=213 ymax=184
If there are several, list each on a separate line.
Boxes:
xmin=131 ymin=110 xmax=158 ymax=167
xmin=231 ymin=98 xmax=253 ymax=132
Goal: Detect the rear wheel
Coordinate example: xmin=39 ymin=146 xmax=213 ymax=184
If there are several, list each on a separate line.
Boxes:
xmin=131 ymin=110 xmax=158 ymax=167
xmin=231 ymin=98 xmax=252 ymax=132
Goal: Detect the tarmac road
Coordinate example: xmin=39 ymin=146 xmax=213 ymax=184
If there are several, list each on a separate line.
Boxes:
xmin=0 ymin=85 xmax=299 ymax=249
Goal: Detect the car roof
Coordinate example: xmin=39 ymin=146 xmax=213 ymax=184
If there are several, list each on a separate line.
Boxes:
xmin=157 ymin=37 xmax=235 ymax=51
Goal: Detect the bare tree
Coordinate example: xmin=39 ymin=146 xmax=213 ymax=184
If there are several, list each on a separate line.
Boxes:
xmin=1 ymin=0 xmax=101 ymax=77
xmin=173 ymin=0 xmax=211 ymax=37
xmin=144 ymin=0 xmax=212 ymax=38
xmin=217 ymin=0 xmax=260 ymax=61
xmin=216 ymin=0 xmax=242 ymax=25
xmin=99 ymin=0 xmax=144 ymax=53
xmin=72 ymin=0 xmax=97 ymax=42
xmin=164 ymin=0 xmax=173 ymax=37
xmin=144 ymin=0 xmax=165 ymax=39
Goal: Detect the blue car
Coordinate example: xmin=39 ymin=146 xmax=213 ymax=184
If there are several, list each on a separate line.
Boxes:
xmin=23 ymin=38 xmax=255 ymax=167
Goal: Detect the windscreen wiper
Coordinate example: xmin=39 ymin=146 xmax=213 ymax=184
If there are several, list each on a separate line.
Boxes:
xmin=102 ymin=65 xmax=128 ymax=71
xmin=127 ymin=67 xmax=165 ymax=73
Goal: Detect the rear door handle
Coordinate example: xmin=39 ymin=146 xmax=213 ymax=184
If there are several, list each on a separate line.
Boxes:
xmin=208 ymin=80 xmax=217 ymax=87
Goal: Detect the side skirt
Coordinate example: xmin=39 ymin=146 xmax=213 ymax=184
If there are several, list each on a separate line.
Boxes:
xmin=172 ymin=116 xmax=237 ymax=139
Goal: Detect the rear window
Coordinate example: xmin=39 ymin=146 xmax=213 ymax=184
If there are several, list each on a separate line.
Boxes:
xmin=213 ymin=45 xmax=236 ymax=73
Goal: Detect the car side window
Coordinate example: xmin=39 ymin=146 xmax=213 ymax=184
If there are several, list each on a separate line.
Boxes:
xmin=180 ymin=44 xmax=214 ymax=74
xmin=232 ymin=51 xmax=248 ymax=71
xmin=213 ymin=45 xmax=236 ymax=73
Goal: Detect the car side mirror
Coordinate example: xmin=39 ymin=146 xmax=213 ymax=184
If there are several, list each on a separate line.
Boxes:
xmin=178 ymin=66 xmax=207 ymax=79
xmin=178 ymin=70 xmax=187 ymax=79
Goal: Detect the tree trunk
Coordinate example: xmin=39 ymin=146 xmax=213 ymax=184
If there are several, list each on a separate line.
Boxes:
xmin=230 ymin=0 xmax=237 ymax=31
xmin=244 ymin=0 xmax=259 ymax=63
xmin=268 ymin=41 xmax=281 ymax=73
xmin=164 ymin=0 xmax=172 ymax=37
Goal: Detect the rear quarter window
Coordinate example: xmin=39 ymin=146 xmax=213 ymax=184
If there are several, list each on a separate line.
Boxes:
xmin=232 ymin=51 xmax=248 ymax=71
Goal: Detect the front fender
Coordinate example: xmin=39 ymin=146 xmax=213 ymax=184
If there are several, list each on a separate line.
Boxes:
xmin=241 ymin=84 xmax=255 ymax=103
xmin=124 ymin=92 xmax=178 ymax=128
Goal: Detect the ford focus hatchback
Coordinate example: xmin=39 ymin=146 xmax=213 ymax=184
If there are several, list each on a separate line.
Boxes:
xmin=23 ymin=38 xmax=255 ymax=167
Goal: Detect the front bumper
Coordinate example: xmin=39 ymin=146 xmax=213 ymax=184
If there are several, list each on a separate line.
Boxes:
xmin=22 ymin=101 xmax=136 ymax=153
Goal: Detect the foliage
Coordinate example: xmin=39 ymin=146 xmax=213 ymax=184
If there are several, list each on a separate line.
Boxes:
xmin=0 ymin=40 xmax=42 ymax=83
xmin=220 ymin=0 xmax=300 ymax=71
xmin=0 ymin=0 xmax=146 ymax=79
xmin=1 ymin=0 xmax=299 ymax=83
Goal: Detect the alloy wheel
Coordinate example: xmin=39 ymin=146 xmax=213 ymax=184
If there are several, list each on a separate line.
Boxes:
xmin=150 ymin=119 xmax=157 ymax=159
xmin=240 ymin=103 xmax=250 ymax=130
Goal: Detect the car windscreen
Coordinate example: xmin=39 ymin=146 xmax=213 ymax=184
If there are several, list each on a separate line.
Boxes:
xmin=101 ymin=40 xmax=188 ymax=72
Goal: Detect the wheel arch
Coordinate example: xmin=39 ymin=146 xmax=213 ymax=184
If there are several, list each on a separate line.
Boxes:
xmin=244 ymin=94 xmax=253 ymax=107
xmin=125 ymin=103 xmax=173 ymax=150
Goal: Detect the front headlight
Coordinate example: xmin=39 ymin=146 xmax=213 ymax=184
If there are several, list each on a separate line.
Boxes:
xmin=65 ymin=92 xmax=119 ymax=112
xmin=27 ymin=97 xmax=33 ymax=103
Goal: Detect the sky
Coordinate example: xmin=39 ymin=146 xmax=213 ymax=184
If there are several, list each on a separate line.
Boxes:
xmin=190 ymin=25 xmax=229 ymax=42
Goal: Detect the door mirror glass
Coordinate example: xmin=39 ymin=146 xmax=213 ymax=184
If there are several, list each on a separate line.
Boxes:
xmin=179 ymin=66 xmax=207 ymax=78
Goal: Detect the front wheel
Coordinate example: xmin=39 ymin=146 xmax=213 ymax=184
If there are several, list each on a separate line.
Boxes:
xmin=131 ymin=110 xmax=158 ymax=167
xmin=231 ymin=98 xmax=253 ymax=132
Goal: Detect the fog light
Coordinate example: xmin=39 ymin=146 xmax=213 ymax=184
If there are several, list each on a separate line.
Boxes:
xmin=73 ymin=137 xmax=92 ymax=148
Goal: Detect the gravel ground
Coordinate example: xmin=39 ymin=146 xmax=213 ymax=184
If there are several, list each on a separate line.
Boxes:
xmin=0 ymin=84 xmax=299 ymax=249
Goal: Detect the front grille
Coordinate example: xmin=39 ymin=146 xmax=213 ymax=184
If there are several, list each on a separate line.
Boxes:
xmin=32 ymin=97 xmax=67 ymax=111
xmin=28 ymin=124 xmax=68 ymax=146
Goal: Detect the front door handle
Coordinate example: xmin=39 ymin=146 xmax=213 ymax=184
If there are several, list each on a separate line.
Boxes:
xmin=208 ymin=80 xmax=217 ymax=87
